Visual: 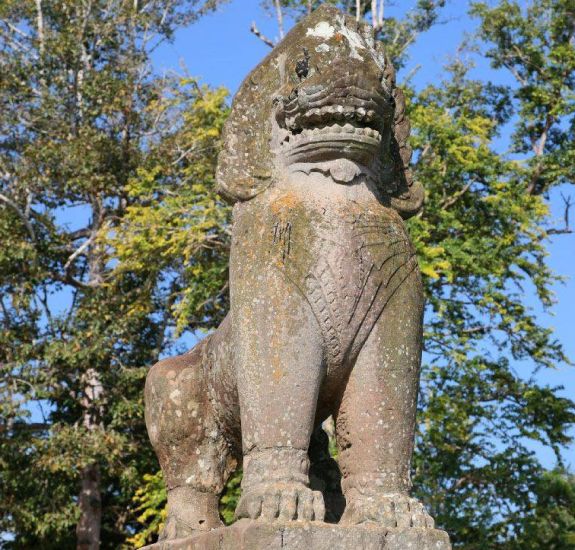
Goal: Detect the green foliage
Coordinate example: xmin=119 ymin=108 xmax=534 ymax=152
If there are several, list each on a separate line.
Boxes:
xmin=471 ymin=0 xmax=575 ymax=195
xmin=219 ymin=470 xmax=243 ymax=526
xmin=108 ymin=80 xmax=231 ymax=546
xmin=403 ymin=2 xmax=575 ymax=547
xmin=127 ymin=471 xmax=167 ymax=549
xmin=127 ymin=467 xmax=242 ymax=546
xmin=106 ymin=79 xmax=231 ymax=336
xmin=512 ymin=469 xmax=575 ymax=550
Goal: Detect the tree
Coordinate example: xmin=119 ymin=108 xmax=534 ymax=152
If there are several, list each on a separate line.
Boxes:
xmin=0 ymin=1 xmax=227 ymax=548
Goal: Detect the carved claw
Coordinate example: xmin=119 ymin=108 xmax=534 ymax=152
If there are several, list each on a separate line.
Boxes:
xmin=235 ymin=482 xmax=325 ymax=522
xmin=340 ymin=493 xmax=435 ymax=529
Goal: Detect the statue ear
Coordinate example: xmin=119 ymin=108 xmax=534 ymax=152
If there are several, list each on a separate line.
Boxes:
xmin=388 ymin=87 xmax=424 ymax=219
xmin=216 ymin=66 xmax=277 ymax=203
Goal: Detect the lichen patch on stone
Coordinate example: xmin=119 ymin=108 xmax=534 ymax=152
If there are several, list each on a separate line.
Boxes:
xmin=306 ymin=21 xmax=335 ymax=39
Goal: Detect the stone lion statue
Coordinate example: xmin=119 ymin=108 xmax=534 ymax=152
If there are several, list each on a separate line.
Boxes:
xmin=144 ymin=5 xmax=439 ymax=542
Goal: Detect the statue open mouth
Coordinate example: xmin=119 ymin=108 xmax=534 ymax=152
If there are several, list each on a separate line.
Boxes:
xmin=280 ymin=122 xmax=382 ymax=166
xmin=277 ymin=78 xmax=391 ymax=167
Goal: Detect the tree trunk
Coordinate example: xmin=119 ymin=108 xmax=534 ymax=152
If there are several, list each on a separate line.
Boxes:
xmin=77 ymin=366 xmax=104 ymax=550
xmin=76 ymin=463 xmax=102 ymax=550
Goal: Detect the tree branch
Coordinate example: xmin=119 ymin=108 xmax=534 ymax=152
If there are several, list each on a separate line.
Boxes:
xmin=372 ymin=0 xmax=384 ymax=31
xmin=273 ymin=0 xmax=284 ymax=40
xmin=0 ymin=192 xmax=36 ymax=242
xmin=250 ymin=21 xmax=274 ymax=48
xmin=440 ymin=181 xmax=473 ymax=210
xmin=547 ymin=193 xmax=573 ymax=236
xmin=35 ymin=0 xmax=45 ymax=57
xmin=63 ymin=232 xmax=96 ymax=272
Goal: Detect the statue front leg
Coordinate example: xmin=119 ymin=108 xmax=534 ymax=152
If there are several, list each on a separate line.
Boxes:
xmin=232 ymin=265 xmax=325 ymax=522
xmin=337 ymin=267 xmax=435 ymax=528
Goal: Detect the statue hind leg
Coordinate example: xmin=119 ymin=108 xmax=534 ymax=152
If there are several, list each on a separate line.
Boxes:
xmin=144 ymin=320 xmax=239 ymax=539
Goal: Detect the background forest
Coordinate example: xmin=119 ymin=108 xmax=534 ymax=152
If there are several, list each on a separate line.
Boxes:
xmin=0 ymin=0 xmax=574 ymax=548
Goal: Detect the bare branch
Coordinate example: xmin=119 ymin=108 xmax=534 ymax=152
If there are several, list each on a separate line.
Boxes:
xmin=35 ymin=0 xmax=45 ymax=57
xmin=69 ymin=227 xmax=92 ymax=241
xmin=0 ymin=27 xmax=38 ymax=58
xmin=440 ymin=181 xmax=473 ymax=210
xmin=63 ymin=232 xmax=96 ymax=272
xmin=274 ymin=0 xmax=284 ymax=40
xmin=462 ymin=325 xmax=492 ymax=335
xmin=0 ymin=19 xmax=31 ymax=40
xmin=547 ymin=193 xmax=573 ymax=236
xmin=250 ymin=21 xmax=274 ymax=48
xmin=356 ymin=0 xmax=361 ymax=22
xmin=54 ymin=272 xmax=99 ymax=290
xmin=372 ymin=0 xmax=384 ymax=31
xmin=562 ymin=192 xmax=572 ymax=229
xmin=501 ymin=59 xmax=528 ymax=86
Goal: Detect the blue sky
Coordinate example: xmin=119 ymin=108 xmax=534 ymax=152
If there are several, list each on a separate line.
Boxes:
xmin=147 ymin=0 xmax=575 ymax=468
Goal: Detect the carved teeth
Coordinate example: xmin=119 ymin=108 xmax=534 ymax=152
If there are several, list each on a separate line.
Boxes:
xmin=281 ymin=123 xmax=382 ymax=143
xmin=308 ymin=108 xmax=322 ymax=122
xmin=281 ymin=110 xmax=383 ymax=146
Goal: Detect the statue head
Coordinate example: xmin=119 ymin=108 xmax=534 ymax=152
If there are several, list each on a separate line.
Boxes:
xmin=216 ymin=5 xmax=423 ymax=218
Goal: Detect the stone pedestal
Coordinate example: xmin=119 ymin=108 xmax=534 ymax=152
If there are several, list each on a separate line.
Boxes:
xmin=143 ymin=520 xmax=451 ymax=550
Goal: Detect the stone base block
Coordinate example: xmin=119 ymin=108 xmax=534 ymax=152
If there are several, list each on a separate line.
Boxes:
xmin=143 ymin=519 xmax=451 ymax=550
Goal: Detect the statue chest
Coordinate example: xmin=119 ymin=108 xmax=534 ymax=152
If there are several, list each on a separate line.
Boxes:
xmin=232 ymin=190 xmax=419 ymax=366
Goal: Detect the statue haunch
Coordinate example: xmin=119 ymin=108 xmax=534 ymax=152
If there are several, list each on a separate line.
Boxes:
xmin=144 ymin=5 xmax=436 ymax=540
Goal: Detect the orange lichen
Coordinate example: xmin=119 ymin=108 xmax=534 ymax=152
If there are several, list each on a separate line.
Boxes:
xmin=270 ymin=192 xmax=300 ymax=214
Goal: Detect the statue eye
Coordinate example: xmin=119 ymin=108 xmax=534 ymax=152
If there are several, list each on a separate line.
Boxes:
xmin=295 ymin=47 xmax=311 ymax=80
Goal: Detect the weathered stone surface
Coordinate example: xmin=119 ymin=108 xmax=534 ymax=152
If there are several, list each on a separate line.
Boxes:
xmin=144 ymin=520 xmax=451 ymax=550
xmin=142 ymin=4 xmax=452 ymax=548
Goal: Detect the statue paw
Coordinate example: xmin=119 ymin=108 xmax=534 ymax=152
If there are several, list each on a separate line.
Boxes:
xmin=340 ymin=493 xmax=435 ymax=529
xmin=235 ymin=482 xmax=325 ymax=522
